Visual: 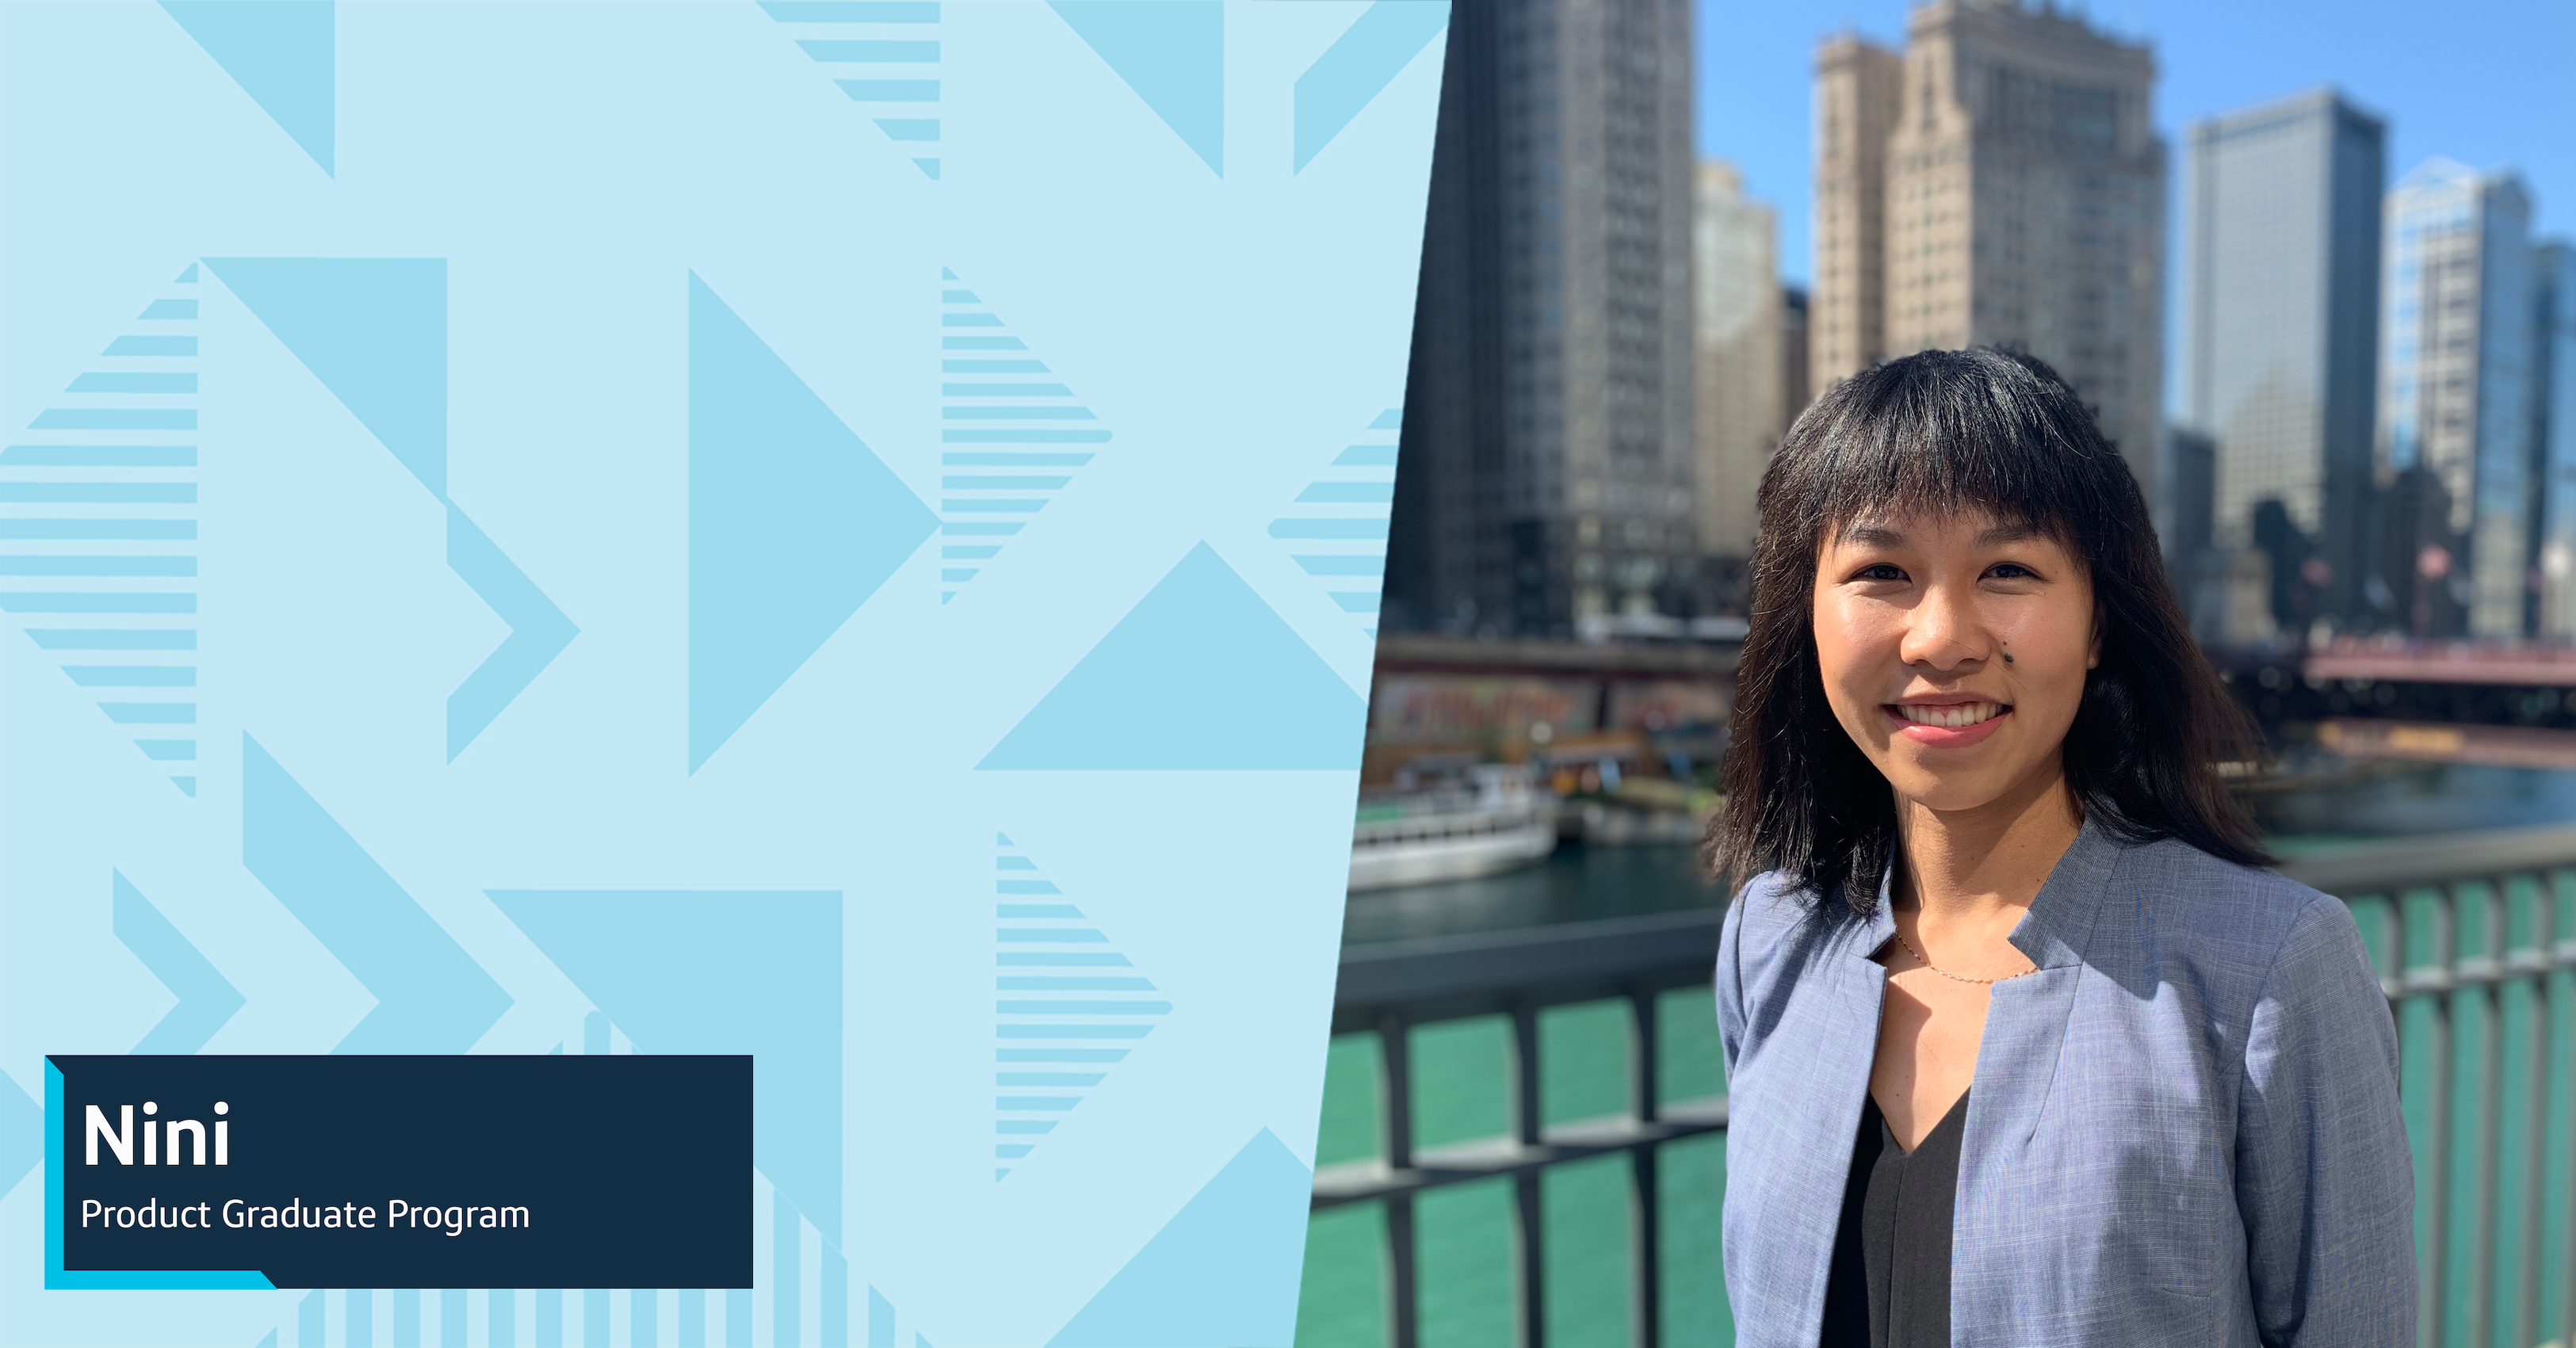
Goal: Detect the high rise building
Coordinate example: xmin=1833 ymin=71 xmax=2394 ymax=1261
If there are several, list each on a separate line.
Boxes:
xmin=1385 ymin=0 xmax=1698 ymax=638
xmin=1694 ymin=160 xmax=1783 ymax=561
xmin=1809 ymin=0 xmax=2165 ymax=500
xmin=1781 ymin=284 xmax=1813 ymax=425
xmin=2532 ymin=241 xmax=2576 ymax=636
xmin=2377 ymin=159 xmax=2536 ymax=638
xmin=2177 ymin=89 xmax=2385 ymax=635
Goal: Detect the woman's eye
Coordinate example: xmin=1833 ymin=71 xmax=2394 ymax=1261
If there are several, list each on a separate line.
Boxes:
xmin=1988 ymin=562 xmax=2037 ymax=580
xmin=1852 ymin=563 xmax=1908 ymax=582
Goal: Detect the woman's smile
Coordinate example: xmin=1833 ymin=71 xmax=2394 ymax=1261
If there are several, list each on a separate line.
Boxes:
xmin=1885 ymin=697 xmax=2012 ymax=745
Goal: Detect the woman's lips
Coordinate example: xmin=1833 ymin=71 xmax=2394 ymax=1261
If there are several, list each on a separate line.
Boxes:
xmin=1884 ymin=701 xmax=2012 ymax=747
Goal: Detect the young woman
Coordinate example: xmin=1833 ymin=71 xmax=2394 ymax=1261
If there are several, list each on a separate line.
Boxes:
xmin=1709 ymin=349 xmax=2414 ymax=1346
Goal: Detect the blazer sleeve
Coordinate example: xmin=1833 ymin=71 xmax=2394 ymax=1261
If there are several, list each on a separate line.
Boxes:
xmin=1714 ymin=884 xmax=1749 ymax=1083
xmin=2234 ymin=892 xmax=2417 ymax=1347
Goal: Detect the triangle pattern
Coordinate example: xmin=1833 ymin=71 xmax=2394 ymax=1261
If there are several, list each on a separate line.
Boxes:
xmin=992 ymin=838 xmax=1168 ymax=1179
xmin=1292 ymin=2 xmax=1450 ymax=172
xmin=113 ymin=870 xmax=245 ymax=1054
xmin=938 ymin=271 xmax=1111 ymax=603
xmin=1047 ymin=2 xmax=1225 ymax=175
xmin=1269 ymin=407 xmax=1399 ymax=640
xmin=487 ymin=888 xmax=844 ymax=1245
xmin=1 ymin=274 xmax=204 ymax=794
xmin=759 ymin=1 xmax=945 ymax=180
xmin=1045 ymin=1129 xmax=1313 ymax=1346
xmin=202 ymin=258 xmax=446 ymax=497
xmin=687 ymin=271 xmax=938 ymax=772
xmin=979 ymin=542 xmax=1366 ymax=769
xmin=159 ymin=2 xmax=334 ymax=175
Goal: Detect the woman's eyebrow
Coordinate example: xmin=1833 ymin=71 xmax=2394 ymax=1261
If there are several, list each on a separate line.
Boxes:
xmin=1842 ymin=524 xmax=1907 ymax=547
xmin=1974 ymin=522 xmax=2044 ymax=548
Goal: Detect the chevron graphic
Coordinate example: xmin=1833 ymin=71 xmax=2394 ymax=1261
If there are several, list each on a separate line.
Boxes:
xmin=112 ymin=870 xmax=245 ymax=1054
xmin=241 ymin=735 xmax=512 ymax=1052
xmin=759 ymin=0 xmax=945 ymax=180
xmin=992 ymin=834 xmax=1168 ymax=1179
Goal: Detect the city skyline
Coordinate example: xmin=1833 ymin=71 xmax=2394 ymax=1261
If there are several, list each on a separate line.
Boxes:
xmin=1695 ymin=1 xmax=2573 ymax=370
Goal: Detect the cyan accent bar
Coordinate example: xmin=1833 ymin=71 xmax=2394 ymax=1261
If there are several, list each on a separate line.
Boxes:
xmin=996 ymin=1121 xmax=1057 ymax=1135
xmin=940 ymin=312 xmax=1002 ymax=327
xmin=997 ymin=977 xmax=1154 ymax=991
xmin=1334 ymin=445 xmax=1401 ymax=465
xmin=0 ymin=519 xmax=195 ymax=539
xmin=837 ymin=78 xmax=940 ymax=101
xmin=943 ymin=360 xmax=1049 ymax=373
xmin=136 ymin=739 xmax=196 ymax=761
xmin=996 ymin=927 xmax=1105 ymax=942
xmin=138 ymin=300 xmax=198 ymax=319
xmin=25 ymin=628 xmax=194 ymax=649
xmin=995 ymin=904 xmax=1082 ymax=918
xmin=1294 ymin=554 xmax=1387 ymax=575
xmin=942 ymin=452 xmax=1093 ymax=466
xmin=940 ymin=498 xmax=1045 ymax=513
xmin=996 ymin=1001 xmax=1172 ymax=1015
xmin=1268 ymin=518 xmax=1389 ymax=540
xmin=942 ymin=383 xmax=1072 ymax=397
xmin=1297 ymin=481 xmax=1396 ymax=503
xmin=996 ymin=1073 xmax=1108 ymax=1086
xmin=996 ymin=879 xmax=1062 ymax=895
xmin=101 ymin=703 xmax=196 ymax=724
xmin=941 ymin=430 xmax=1109 ymax=443
xmin=101 ymin=336 xmax=196 ymax=357
xmin=64 ymin=666 xmax=195 ymax=686
xmin=939 ymin=522 xmax=1022 ymax=536
xmin=941 ymin=475 xmax=1069 ymax=489
xmin=28 ymin=410 xmax=194 ymax=431
xmin=0 ymin=556 xmax=195 ymax=576
xmin=995 ymin=1096 xmax=1080 ymax=1110
xmin=996 ymin=1048 xmax=1129 ymax=1062
xmin=942 ymin=405 xmax=1093 ymax=420
xmin=942 ymin=289 xmax=980 ymax=303
xmin=996 ymin=1025 xmax=1155 ymax=1039
xmin=0 ymin=445 xmax=194 ymax=466
xmin=1331 ymin=591 xmax=1383 ymax=613
xmin=66 ymin=372 xmax=197 ymax=393
xmin=996 ymin=953 xmax=1131 ymax=966
xmin=873 ymin=118 xmax=939 ymax=141
xmin=800 ymin=40 xmax=939 ymax=60
xmin=942 ymin=545 xmax=1002 ymax=559
xmin=759 ymin=1 xmax=940 ymax=20
xmin=1 ymin=594 xmax=194 ymax=613
xmin=0 ymin=482 xmax=197 ymax=502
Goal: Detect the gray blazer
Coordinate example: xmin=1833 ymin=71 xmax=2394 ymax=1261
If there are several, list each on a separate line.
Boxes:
xmin=1714 ymin=818 xmax=2415 ymax=1346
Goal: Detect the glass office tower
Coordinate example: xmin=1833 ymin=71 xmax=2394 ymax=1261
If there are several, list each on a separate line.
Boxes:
xmin=2177 ymin=88 xmax=2384 ymax=636
xmin=2379 ymin=159 xmax=2536 ymax=639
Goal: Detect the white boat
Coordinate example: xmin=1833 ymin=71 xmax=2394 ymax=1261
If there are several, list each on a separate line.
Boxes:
xmin=1348 ymin=766 xmax=1558 ymax=892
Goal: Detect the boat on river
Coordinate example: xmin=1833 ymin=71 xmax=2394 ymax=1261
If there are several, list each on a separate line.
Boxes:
xmin=1348 ymin=766 xmax=1558 ymax=892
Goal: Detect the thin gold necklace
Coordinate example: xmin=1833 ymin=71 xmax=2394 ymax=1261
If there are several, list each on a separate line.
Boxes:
xmin=1891 ymin=928 xmax=2036 ymax=985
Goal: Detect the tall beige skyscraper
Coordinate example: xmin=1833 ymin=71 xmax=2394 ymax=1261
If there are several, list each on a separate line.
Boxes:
xmin=1695 ymin=160 xmax=1783 ymax=560
xmin=1810 ymin=0 xmax=2166 ymax=495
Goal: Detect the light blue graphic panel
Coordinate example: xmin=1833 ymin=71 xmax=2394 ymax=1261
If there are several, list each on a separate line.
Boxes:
xmin=0 ymin=2 xmax=1443 ymax=1343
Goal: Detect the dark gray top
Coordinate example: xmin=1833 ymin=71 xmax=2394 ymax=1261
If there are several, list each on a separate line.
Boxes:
xmin=1819 ymin=1090 xmax=1968 ymax=1348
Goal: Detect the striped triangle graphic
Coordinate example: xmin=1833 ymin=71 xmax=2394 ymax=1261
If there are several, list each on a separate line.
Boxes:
xmin=760 ymin=0 xmax=944 ymax=180
xmin=938 ymin=273 xmax=1112 ymax=603
xmin=1 ymin=279 xmax=204 ymax=794
xmin=993 ymin=835 xmax=1168 ymax=1179
xmin=1267 ymin=407 xmax=1398 ymax=638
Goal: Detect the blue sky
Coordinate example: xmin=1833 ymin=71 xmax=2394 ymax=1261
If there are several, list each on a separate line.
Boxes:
xmin=1697 ymin=0 xmax=2576 ymax=288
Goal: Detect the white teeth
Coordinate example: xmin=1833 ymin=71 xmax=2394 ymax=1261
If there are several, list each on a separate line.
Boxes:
xmin=1897 ymin=702 xmax=2001 ymax=728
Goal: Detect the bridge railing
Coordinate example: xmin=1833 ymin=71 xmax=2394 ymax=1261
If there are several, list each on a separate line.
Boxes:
xmin=1310 ymin=827 xmax=2576 ymax=1348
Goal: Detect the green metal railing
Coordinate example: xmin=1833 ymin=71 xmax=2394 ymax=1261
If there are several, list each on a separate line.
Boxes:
xmin=1298 ymin=827 xmax=2576 ymax=1348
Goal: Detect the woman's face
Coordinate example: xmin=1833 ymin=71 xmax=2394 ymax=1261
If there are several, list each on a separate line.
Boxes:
xmin=1810 ymin=509 xmax=2098 ymax=815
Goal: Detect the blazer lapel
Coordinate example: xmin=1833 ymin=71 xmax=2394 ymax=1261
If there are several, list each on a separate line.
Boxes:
xmin=1772 ymin=888 xmax=1897 ymax=1345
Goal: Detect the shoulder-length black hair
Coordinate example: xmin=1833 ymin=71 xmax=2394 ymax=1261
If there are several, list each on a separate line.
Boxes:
xmin=1709 ymin=347 xmax=2267 ymax=908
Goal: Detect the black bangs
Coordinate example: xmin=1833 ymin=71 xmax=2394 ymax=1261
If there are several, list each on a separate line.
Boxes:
xmin=1709 ymin=348 xmax=2268 ymax=911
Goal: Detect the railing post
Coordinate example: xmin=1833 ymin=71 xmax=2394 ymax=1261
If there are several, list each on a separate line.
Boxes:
xmin=1629 ymin=985 xmax=1661 ymax=1348
xmin=1512 ymin=1001 xmax=1546 ymax=1348
xmin=1379 ymin=1014 xmax=1418 ymax=1348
